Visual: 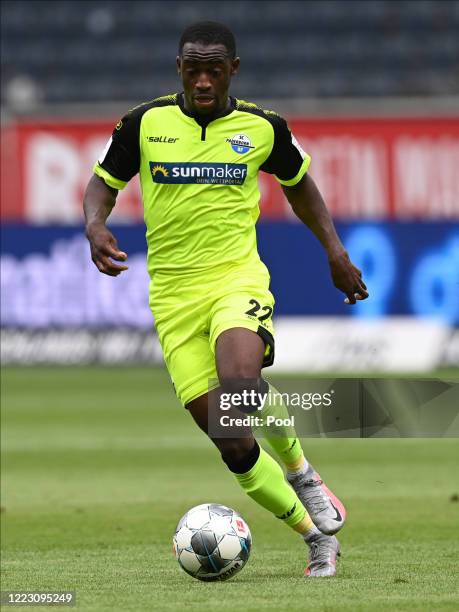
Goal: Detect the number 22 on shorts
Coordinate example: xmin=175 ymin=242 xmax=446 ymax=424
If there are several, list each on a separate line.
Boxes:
xmin=245 ymin=299 xmax=273 ymax=322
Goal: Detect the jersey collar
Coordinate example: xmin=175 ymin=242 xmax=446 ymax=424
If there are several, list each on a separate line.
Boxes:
xmin=177 ymin=92 xmax=235 ymax=127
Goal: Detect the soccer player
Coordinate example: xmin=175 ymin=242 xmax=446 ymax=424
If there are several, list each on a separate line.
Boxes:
xmin=83 ymin=21 xmax=368 ymax=577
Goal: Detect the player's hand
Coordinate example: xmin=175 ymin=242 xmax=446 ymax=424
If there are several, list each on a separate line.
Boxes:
xmin=327 ymin=250 xmax=369 ymax=305
xmin=85 ymin=222 xmax=129 ymax=276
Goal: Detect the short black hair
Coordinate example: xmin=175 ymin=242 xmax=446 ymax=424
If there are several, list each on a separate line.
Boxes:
xmin=179 ymin=21 xmax=236 ymax=59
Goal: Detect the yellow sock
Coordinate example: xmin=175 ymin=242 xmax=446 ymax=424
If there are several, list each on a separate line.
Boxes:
xmin=233 ymin=445 xmax=309 ymax=529
xmin=291 ymin=512 xmax=315 ymax=535
xmin=285 ymin=453 xmax=306 ymax=473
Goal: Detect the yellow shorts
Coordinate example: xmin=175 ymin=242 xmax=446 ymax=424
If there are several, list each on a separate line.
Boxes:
xmin=150 ymin=261 xmax=275 ymax=405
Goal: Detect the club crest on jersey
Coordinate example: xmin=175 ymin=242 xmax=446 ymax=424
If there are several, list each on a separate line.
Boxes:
xmin=227 ymin=134 xmax=254 ymax=154
xmin=150 ymin=162 xmax=247 ymax=185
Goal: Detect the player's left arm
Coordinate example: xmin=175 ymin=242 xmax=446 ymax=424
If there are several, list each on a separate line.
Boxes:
xmin=282 ymin=174 xmax=368 ymax=305
xmin=261 ymin=112 xmax=368 ymax=305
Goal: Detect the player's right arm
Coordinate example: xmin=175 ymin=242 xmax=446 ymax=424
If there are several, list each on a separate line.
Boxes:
xmin=83 ymin=107 xmax=143 ymax=276
xmin=83 ymin=176 xmax=128 ymax=276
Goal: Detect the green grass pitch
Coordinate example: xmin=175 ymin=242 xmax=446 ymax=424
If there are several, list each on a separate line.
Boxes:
xmin=2 ymin=366 xmax=458 ymax=611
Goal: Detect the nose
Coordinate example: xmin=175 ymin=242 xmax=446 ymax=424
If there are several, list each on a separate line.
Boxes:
xmin=196 ymin=71 xmax=212 ymax=91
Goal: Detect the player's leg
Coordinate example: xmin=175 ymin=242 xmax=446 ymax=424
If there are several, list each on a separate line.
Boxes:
xmin=187 ymin=328 xmax=340 ymax=577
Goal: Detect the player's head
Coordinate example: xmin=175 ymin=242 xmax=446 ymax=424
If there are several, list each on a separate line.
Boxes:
xmin=177 ymin=21 xmax=240 ymax=115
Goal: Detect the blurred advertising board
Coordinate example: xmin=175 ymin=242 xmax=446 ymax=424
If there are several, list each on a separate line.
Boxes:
xmin=1 ymin=117 xmax=458 ymax=223
xmin=1 ymin=223 xmax=458 ymax=367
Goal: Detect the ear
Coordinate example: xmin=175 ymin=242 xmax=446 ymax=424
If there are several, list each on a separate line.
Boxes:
xmin=230 ymin=57 xmax=240 ymax=76
xmin=176 ymin=55 xmax=181 ymax=75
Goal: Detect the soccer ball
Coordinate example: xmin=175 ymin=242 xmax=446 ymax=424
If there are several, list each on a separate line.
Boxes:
xmin=173 ymin=503 xmax=252 ymax=581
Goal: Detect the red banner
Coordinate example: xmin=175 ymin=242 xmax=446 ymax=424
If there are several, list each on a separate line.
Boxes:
xmin=2 ymin=116 xmax=458 ymax=222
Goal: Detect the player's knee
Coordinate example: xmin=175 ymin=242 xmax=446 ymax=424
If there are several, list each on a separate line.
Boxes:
xmin=219 ymin=360 xmax=260 ymax=382
xmin=219 ymin=439 xmax=259 ymax=474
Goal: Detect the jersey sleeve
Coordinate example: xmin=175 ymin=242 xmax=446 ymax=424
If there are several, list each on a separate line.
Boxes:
xmin=260 ymin=114 xmax=311 ymax=186
xmin=93 ymin=110 xmax=142 ymax=190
